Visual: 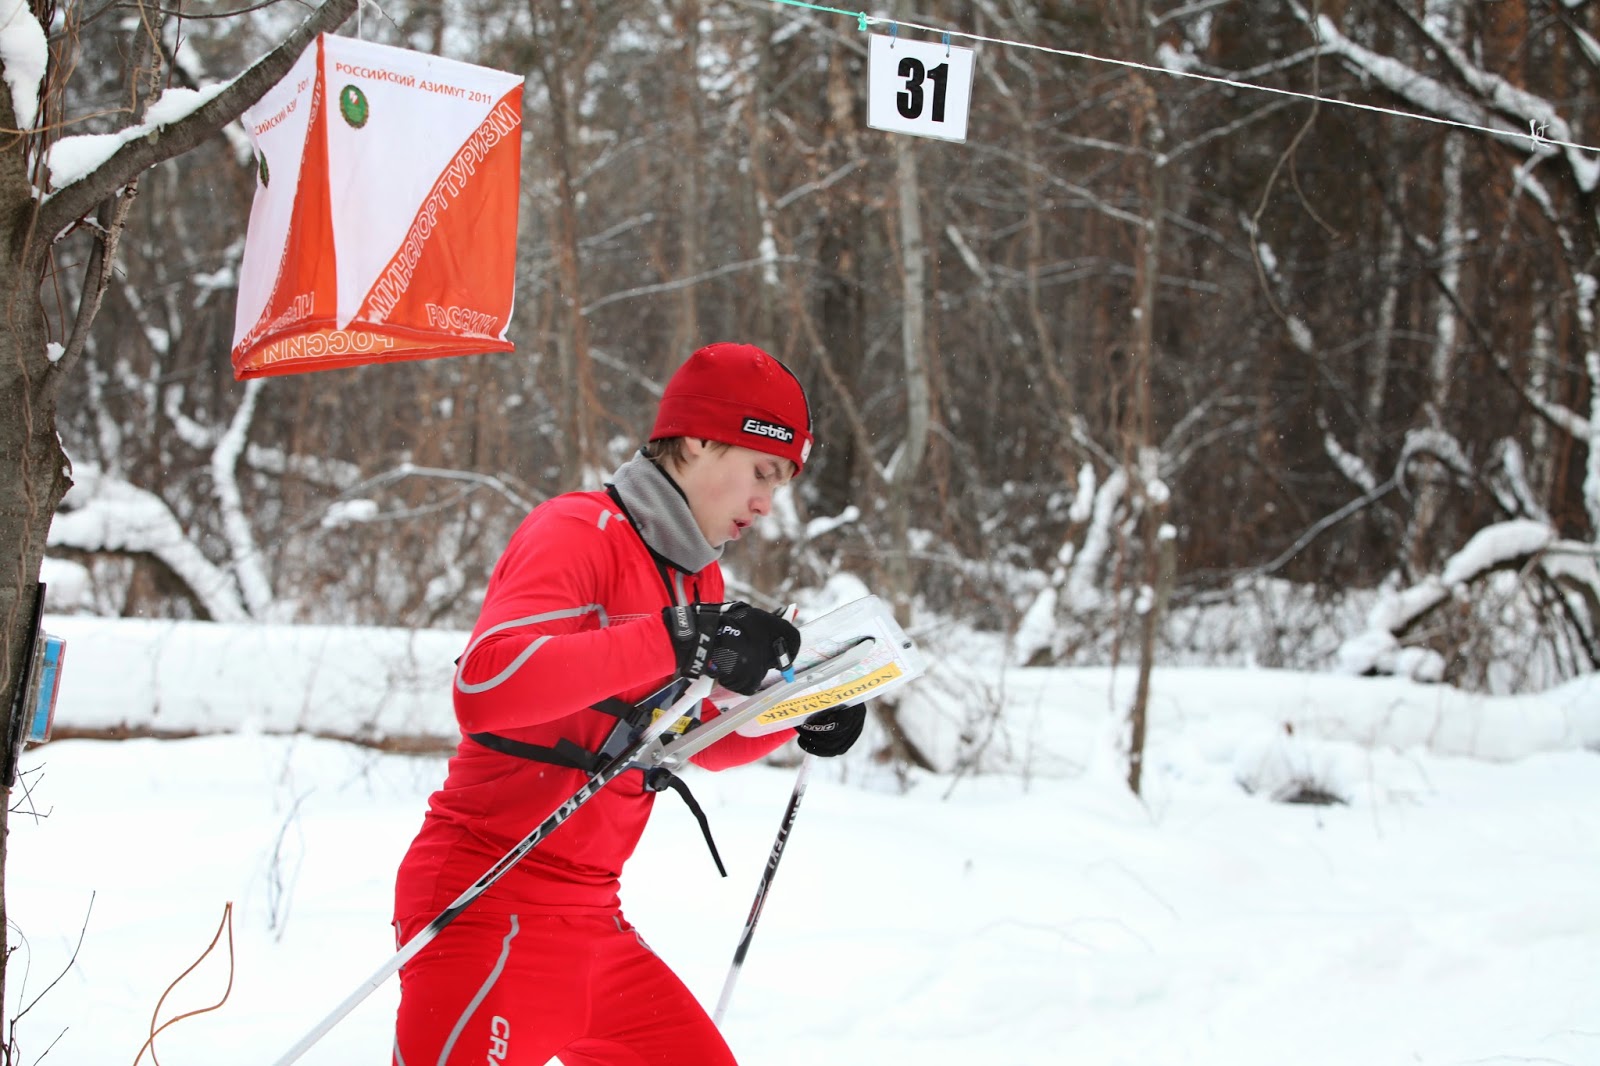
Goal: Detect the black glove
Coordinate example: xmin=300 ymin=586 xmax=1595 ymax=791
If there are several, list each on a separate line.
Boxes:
xmin=663 ymin=602 xmax=801 ymax=696
xmin=795 ymin=703 xmax=867 ymax=758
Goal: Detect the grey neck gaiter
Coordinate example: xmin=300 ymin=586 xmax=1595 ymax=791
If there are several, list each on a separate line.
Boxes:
xmin=608 ymin=452 xmax=721 ymax=575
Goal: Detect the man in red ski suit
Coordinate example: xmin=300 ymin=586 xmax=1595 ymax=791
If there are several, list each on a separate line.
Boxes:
xmin=392 ymin=343 xmax=866 ymax=1066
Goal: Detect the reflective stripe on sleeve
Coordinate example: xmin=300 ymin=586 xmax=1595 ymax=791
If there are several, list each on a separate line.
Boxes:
xmin=455 ymin=605 xmax=609 ymax=694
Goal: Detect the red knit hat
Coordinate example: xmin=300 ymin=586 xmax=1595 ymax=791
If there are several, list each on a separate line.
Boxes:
xmin=651 ymin=343 xmax=814 ymax=472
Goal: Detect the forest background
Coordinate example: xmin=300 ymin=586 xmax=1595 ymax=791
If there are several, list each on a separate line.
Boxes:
xmin=1 ymin=0 xmax=1597 ymax=1057
xmin=14 ymin=0 xmax=1600 ymax=717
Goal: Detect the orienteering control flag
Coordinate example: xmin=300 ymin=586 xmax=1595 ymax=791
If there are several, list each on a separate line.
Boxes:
xmin=230 ymin=34 xmax=523 ymax=379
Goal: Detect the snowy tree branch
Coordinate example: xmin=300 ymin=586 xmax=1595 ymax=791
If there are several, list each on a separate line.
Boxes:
xmin=212 ymin=378 xmax=273 ymax=617
xmin=1336 ymin=520 xmax=1600 ymax=680
xmin=33 ymin=0 xmax=358 ymax=245
xmin=47 ymin=465 xmax=249 ymax=622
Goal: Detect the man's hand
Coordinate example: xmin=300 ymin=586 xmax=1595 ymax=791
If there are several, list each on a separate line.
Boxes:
xmin=794 ymin=704 xmax=866 ymax=758
xmin=663 ymin=602 xmax=801 ymax=695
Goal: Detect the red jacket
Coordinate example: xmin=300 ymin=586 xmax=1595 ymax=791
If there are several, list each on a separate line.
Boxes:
xmin=394 ymin=477 xmax=794 ymax=920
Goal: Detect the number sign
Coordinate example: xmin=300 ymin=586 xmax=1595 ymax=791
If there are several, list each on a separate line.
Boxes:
xmin=866 ymin=33 xmax=975 ymax=143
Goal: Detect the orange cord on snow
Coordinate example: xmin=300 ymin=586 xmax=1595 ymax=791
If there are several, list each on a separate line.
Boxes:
xmin=129 ymin=902 xmax=236 ymax=1066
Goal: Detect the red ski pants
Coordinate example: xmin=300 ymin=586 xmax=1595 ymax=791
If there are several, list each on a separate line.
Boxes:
xmin=392 ymin=910 xmax=738 ymax=1066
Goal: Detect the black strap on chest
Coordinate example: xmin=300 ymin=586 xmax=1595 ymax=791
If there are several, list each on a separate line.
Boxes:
xmin=466 ymin=694 xmax=727 ymax=877
xmin=466 ymin=696 xmax=639 ymax=776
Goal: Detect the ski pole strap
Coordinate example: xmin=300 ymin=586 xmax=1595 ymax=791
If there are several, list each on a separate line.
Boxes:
xmin=640 ymin=766 xmax=727 ymax=877
xmin=464 ymin=682 xmax=727 ymax=877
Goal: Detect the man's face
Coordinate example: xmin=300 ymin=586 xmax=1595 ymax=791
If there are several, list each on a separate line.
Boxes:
xmin=674 ymin=439 xmax=795 ymax=547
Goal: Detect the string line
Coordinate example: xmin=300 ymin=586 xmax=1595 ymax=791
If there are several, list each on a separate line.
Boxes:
xmin=765 ymin=0 xmax=1599 ymax=156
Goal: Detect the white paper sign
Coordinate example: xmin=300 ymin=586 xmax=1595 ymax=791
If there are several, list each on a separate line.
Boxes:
xmin=866 ymin=33 xmax=975 ymax=143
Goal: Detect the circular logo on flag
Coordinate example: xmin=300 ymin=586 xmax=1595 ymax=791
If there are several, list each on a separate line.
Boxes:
xmin=339 ymin=85 xmax=369 ymax=129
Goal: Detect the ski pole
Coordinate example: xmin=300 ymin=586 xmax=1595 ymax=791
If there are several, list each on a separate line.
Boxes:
xmin=271 ymin=676 xmax=714 ymax=1066
xmin=712 ymin=751 xmax=814 ymax=1026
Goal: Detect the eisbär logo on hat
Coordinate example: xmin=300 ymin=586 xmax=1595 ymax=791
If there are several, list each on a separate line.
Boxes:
xmin=651 ymin=343 xmax=814 ymax=472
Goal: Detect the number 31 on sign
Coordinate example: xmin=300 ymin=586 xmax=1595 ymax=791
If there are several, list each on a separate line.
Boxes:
xmin=866 ymin=33 xmax=976 ymax=143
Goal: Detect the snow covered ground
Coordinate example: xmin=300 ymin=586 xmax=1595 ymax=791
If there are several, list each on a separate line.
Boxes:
xmin=6 ymin=616 xmax=1599 ymax=1065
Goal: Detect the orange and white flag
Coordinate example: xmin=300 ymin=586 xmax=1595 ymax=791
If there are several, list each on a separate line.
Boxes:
xmin=230 ymin=35 xmax=523 ymax=379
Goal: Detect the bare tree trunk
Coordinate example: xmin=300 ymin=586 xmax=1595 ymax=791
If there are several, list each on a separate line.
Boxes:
xmin=746 ymin=5 xmax=781 ymax=346
xmin=1131 ymin=482 xmax=1174 ymax=794
xmin=527 ymin=0 xmax=617 ymax=483
xmin=0 ymin=211 xmax=73 ymax=1066
xmin=1 ymin=0 xmax=357 ymax=1032
xmin=804 ymin=31 xmax=873 ymax=519
xmin=671 ymin=0 xmax=703 ymax=354
xmin=1123 ymin=46 xmax=1166 ymax=795
xmin=873 ymin=117 xmax=936 ymax=775
xmin=544 ymin=72 xmax=596 ymax=481
xmin=887 ymin=135 xmax=930 ymax=624
xmin=1408 ymin=124 xmax=1465 ymax=574
xmin=1364 ymin=204 xmax=1402 ymax=457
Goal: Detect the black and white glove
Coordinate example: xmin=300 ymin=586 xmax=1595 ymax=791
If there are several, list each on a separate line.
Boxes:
xmin=794 ymin=704 xmax=867 ymax=758
xmin=662 ymin=602 xmax=801 ymax=696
